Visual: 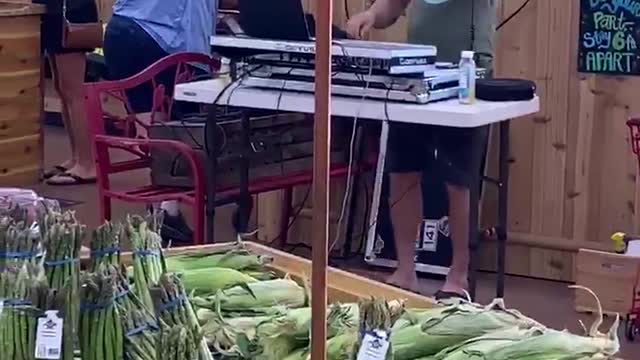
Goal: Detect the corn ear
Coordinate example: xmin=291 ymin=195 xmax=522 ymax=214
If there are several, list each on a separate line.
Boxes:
xmin=179 ymin=267 xmax=258 ymax=296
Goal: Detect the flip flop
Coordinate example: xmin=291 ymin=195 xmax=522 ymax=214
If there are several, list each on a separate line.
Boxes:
xmin=46 ymin=172 xmax=97 ymax=186
xmin=42 ymin=165 xmax=68 ymax=180
xmin=434 ymin=290 xmax=468 ymax=301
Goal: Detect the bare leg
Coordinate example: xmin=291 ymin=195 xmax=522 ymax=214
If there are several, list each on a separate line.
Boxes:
xmin=387 ymin=172 xmax=421 ymax=292
xmin=48 ymin=55 xmax=76 ymax=170
xmin=442 ymin=183 xmax=470 ymax=294
xmin=48 ymin=52 xmax=96 ymax=182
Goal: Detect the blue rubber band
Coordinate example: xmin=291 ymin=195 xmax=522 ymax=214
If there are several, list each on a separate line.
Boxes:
xmin=125 ymin=322 xmax=159 ymax=337
xmin=157 ymin=294 xmax=186 ymax=313
xmin=91 ymin=247 xmax=120 ymax=257
xmin=133 ymin=249 xmax=161 ymax=257
xmin=44 ymin=258 xmax=80 ymax=267
xmin=1 ymin=299 xmax=33 ymax=307
xmin=0 ymin=251 xmax=39 ymax=259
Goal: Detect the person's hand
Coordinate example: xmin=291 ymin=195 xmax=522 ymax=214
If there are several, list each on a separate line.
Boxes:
xmin=346 ymin=10 xmax=376 ymax=39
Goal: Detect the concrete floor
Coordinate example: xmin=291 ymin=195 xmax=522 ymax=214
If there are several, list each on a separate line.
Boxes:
xmin=32 ymin=125 xmax=640 ymax=358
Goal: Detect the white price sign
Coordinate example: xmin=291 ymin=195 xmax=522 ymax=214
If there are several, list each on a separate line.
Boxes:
xmin=35 ymin=310 xmax=63 ymax=359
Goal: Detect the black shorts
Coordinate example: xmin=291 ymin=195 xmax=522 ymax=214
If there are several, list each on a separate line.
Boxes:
xmin=386 ymin=123 xmax=489 ymax=188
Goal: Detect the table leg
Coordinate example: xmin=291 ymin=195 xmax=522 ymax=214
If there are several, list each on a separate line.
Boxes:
xmin=496 ymin=120 xmax=511 ymax=298
xmin=467 ymin=127 xmax=484 ymax=301
xmin=365 ymin=120 xmax=389 ymax=260
xmin=234 ymin=111 xmax=252 ymax=234
xmin=204 ymin=105 xmax=219 ymax=243
xmin=342 ymin=123 xmax=365 ymax=258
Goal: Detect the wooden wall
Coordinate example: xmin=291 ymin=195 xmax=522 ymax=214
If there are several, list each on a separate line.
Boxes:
xmin=477 ymin=0 xmax=640 ymax=282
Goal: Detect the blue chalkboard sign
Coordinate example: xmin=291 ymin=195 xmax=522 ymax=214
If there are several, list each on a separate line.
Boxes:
xmin=578 ymin=0 xmax=640 ymax=75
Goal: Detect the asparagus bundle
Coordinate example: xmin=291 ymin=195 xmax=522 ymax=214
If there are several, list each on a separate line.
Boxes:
xmin=351 ymin=298 xmax=404 ymax=360
xmin=151 ymin=273 xmax=213 ymax=360
xmin=0 ymin=218 xmax=41 ymax=270
xmin=79 ymin=265 xmax=124 ymax=360
xmin=89 ymin=221 xmax=123 ymax=272
xmin=127 ymin=215 xmax=165 ymax=311
xmin=0 ymin=264 xmax=51 ymax=360
xmin=43 ymin=211 xmax=85 ymax=360
xmin=114 ymin=265 xmax=161 ymax=360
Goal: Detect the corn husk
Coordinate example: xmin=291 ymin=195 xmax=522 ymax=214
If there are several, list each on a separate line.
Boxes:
xmin=254 ymin=303 xmax=359 ymax=360
xmin=392 ymin=299 xmax=541 ymax=359
xmin=430 ymin=326 xmax=543 ymax=360
xmin=192 ymin=277 xmax=307 ymax=314
xmin=180 ymin=267 xmax=258 ymax=296
xmin=165 ymin=250 xmax=273 ymax=272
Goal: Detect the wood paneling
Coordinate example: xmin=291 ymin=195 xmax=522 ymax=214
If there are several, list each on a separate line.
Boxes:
xmin=0 ymin=6 xmax=43 ymax=186
xmin=479 ymin=0 xmax=640 ymax=281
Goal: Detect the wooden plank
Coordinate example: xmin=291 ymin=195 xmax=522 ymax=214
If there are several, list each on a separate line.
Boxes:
xmin=117 ymin=242 xmax=437 ymax=309
xmin=493 ymin=0 xmax=538 ymax=234
xmin=536 ymin=0 xmax=571 ymax=237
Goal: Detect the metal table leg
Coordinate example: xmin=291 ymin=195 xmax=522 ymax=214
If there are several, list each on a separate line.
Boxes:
xmin=342 ymin=123 xmax=365 ymax=258
xmin=365 ymin=120 xmax=389 ymax=259
xmin=234 ymin=111 xmax=252 ymax=234
xmin=467 ymin=126 xmax=484 ymax=301
xmin=496 ymin=120 xmax=511 ymax=298
xmin=204 ymin=105 xmax=219 ymax=243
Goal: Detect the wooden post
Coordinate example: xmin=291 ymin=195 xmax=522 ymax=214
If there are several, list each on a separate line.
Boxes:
xmin=310 ymin=0 xmax=333 ymax=358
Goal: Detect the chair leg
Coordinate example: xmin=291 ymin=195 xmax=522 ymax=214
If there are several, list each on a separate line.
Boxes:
xmin=194 ymin=193 xmax=205 ymax=245
xmin=100 ymin=195 xmax=112 ymax=221
xmin=278 ymin=187 xmax=293 ymax=248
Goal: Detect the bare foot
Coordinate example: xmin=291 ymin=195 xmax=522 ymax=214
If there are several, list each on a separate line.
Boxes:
xmin=65 ymin=165 xmax=96 ymax=180
xmin=387 ymin=270 xmax=419 ymax=293
xmin=440 ymin=269 xmax=469 ymax=295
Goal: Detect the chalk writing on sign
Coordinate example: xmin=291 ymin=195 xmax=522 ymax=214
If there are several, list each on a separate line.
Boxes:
xmin=578 ymin=0 xmax=640 ymax=75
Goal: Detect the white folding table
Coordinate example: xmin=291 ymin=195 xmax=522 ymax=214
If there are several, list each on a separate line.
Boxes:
xmin=174 ymin=78 xmax=540 ymax=298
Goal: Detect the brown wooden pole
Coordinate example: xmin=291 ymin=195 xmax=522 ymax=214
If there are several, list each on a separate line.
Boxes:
xmin=310 ymin=0 xmax=333 ymax=358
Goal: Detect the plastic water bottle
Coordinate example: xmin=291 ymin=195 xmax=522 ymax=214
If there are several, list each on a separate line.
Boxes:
xmin=458 ymin=50 xmax=476 ymax=104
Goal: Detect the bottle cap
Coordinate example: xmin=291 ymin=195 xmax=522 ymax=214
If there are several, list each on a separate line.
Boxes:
xmin=461 ymin=50 xmax=475 ymax=59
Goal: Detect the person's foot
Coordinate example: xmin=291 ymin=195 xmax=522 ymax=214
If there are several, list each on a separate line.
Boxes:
xmin=42 ymin=159 xmax=76 ymax=180
xmin=161 ymin=210 xmax=194 ymax=246
xmin=387 ymin=269 xmax=420 ymax=293
xmin=436 ymin=269 xmax=469 ymax=300
xmin=46 ymin=166 xmax=96 ymax=186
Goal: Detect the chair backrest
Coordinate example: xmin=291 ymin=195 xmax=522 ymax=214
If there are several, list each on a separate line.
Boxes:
xmin=84 ymin=52 xmax=220 ymax=138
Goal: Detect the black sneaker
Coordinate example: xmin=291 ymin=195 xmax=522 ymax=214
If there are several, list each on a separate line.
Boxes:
xmin=160 ymin=211 xmax=194 ymax=246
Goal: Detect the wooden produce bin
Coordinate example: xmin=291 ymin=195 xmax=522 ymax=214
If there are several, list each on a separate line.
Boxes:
xmin=120 ymin=241 xmax=436 ymax=309
xmin=0 ymin=2 xmax=45 ymax=186
xmin=575 ymin=248 xmax=640 ymax=316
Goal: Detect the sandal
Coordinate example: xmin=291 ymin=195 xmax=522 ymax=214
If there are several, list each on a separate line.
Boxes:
xmin=42 ymin=165 xmax=68 ymax=180
xmin=46 ymin=172 xmax=97 ymax=186
xmin=434 ymin=290 xmax=468 ymax=301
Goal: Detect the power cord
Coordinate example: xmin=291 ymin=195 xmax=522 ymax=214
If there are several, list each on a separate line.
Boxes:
xmin=496 ymin=0 xmax=532 ymax=31
xmin=329 ymin=56 xmax=374 ymax=253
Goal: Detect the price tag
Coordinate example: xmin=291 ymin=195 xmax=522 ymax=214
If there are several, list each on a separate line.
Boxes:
xmin=0 ymin=300 xmax=4 ymax=317
xmin=35 ymin=310 xmax=63 ymax=359
xmin=356 ymin=329 xmax=390 ymax=360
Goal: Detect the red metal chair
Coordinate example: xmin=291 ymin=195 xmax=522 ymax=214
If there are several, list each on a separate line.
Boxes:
xmin=84 ymin=52 xmax=217 ymax=244
xmin=85 ymin=52 xmax=374 ymax=245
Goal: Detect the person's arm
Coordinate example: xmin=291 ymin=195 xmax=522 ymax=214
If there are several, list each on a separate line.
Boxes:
xmin=368 ymin=0 xmax=411 ymax=29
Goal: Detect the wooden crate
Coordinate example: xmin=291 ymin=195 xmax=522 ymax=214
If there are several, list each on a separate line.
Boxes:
xmin=0 ymin=2 xmax=45 ymax=186
xmin=575 ymin=249 xmax=640 ymax=316
xmin=119 ymin=241 xmax=436 ymax=308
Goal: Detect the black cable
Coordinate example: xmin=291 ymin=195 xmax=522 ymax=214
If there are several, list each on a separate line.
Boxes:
xmin=496 ymin=0 xmax=532 ymax=31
